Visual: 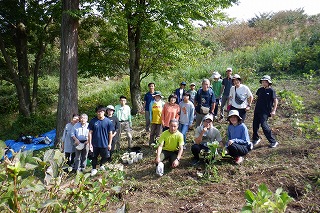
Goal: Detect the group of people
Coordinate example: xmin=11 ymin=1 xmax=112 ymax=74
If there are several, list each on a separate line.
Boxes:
xmin=61 ymin=96 xmax=133 ymax=176
xmin=144 ymin=68 xmax=279 ymax=175
xmin=61 ymin=67 xmax=279 ymax=177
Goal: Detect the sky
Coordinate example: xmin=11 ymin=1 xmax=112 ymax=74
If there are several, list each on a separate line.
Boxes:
xmin=224 ymin=0 xmax=320 ymax=21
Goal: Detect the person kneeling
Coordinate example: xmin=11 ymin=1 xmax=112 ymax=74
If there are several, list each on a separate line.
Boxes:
xmin=226 ymin=110 xmax=253 ymax=164
xmin=191 ymin=114 xmax=222 ymax=166
xmin=155 ymin=119 xmax=184 ymax=176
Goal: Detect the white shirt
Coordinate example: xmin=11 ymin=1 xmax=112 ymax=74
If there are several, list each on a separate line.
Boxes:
xmin=229 ymin=84 xmax=253 ymax=109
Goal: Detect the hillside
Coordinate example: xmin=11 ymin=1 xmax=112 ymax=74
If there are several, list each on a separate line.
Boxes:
xmin=106 ymin=78 xmax=320 ymax=212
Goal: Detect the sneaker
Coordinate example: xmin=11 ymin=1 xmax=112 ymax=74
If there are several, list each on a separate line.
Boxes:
xmin=235 ymin=156 xmax=244 ymax=164
xmin=150 ymin=143 xmax=156 ymax=147
xmin=90 ymin=169 xmax=98 ymax=176
xmin=156 ymin=162 xmax=164 ymax=176
xmin=252 ymin=138 xmax=261 ymax=146
xmin=100 ymin=165 xmax=105 ymax=171
xmin=269 ymin=142 xmax=279 ymax=148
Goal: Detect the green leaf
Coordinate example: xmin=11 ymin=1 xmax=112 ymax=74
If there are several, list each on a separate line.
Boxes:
xmin=241 ymin=206 xmax=253 ymax=213
xmin=244 ymin=190 xmax=255 ymax=203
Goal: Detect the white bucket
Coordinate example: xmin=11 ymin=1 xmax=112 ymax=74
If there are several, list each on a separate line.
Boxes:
xmin=137 ymin=153 xmax=143 ymax=160
xmin=121 ymin=156 xmax=128 ymax=164
xmin=127 ymin=158 xmax=134 ymax=164
xmin=129 ymin=152 xmax=136 ymax=158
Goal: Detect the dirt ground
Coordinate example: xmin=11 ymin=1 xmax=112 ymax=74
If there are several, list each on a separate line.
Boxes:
xmin=109 ymin=79 xmax=320 ymax=213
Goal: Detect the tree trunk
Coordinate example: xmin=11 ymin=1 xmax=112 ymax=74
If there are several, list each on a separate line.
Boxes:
xmin=128 ymin=23 xmax=143 ymax=115
xmin=31 ymin=42 xmax=46 ymax=113
xmin=55 ymin=0 xmax=79 ymax=146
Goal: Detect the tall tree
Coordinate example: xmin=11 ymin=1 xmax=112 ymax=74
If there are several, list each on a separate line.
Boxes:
xmin=56 ymin=0 xmax=79 ymax=146
xmin=95 ymin=0 xmax=236 ymax=115
xmin=0 ymin=0 xmax=60 ymax=116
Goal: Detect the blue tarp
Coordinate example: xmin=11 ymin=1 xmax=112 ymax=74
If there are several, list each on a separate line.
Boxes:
xmin=4 ymin=129 xmax=56 ymax=159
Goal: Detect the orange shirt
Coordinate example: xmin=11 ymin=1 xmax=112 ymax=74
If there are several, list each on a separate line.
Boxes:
xmin=162 ymin=103 xmax=180 ymax=127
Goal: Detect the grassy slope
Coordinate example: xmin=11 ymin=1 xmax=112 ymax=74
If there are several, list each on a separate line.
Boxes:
xmin=107 ymin=78 xmax=320 ymax=212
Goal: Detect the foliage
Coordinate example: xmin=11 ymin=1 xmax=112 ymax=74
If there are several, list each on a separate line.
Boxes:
xmin=278 ymin=90 xmax=305 ymax=113
xmin=198 ymin=141 xmax=226 ymax=183
xmin=0 ymin=149 xmax=125 ymax=212
xmin=0 ymin=0 xmax=61 ymax=116
xmin=241 ymin=183 xmax=293 ymax=213
xmin=295 ymin=116 xmax=320 ymax=139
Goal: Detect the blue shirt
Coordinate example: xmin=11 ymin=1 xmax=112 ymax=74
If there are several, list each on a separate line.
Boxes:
xmin=222 ymin=77 xmax=233 ymax=96
xmin=88 ymin=117 xmax=113 ymax=148
xmin=194 ymin=88 xmax=216 ymax=114
xmin=227 ymin=123 xmax=250 ymax=146
xmin=144 ymin=92 xmax=155 ymax=111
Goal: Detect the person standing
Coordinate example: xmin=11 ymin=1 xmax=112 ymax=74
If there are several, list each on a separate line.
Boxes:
xmin=211 ymin=71 xmax=223 ymax=121
xmin=88 ymin=105 xmax=113 ymax=176
xmin=149 ymin=91 xmax=165 ymax=146
xmin=220 ymin=68 xmax=233 ymax=120
xmin=115 ymin=96 xmax=133 ymax=149
xmin=143 ymin=82 xmax=155 ymax=132
xmin=155 ymin=119 xmax=184 ymax=176
xmin=191 ymin=114 xmax=222 ymax=165
xmin=174 ymin=81 xmax=187 ymax=104
xmin=252 ymin=75 xmax=279 ymax=148
xmin=61 ymin=113 xmax=79 ymax=168
xmin=71 ymin=114 xmax=89 ymax=172
xmin=226 ymin=110 xmax=252 ymax=164
xmin=187 ymin=82 xmax=197 ymax=103
xmin=106 ymin=105 xmax=120 ymax=157
xmin=162 ymin=94 xmax=180 ymax=132
xmin=194 ymin=79 xmax=216 ymax=127
xmin=228 ymin=74 xmax=253 ymax=122
xmin=178 ymin=92 xmax=195 ymax=148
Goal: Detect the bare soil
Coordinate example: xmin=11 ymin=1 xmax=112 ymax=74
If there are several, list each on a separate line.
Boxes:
xmin=109 ymin=79 xmax=320 ymax=213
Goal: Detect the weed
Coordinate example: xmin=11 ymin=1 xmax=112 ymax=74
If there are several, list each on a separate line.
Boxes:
xmin=241 ymin=183 xmax=293 ymax=213
xmin=278 ymin=90 xmax=305 ymax=113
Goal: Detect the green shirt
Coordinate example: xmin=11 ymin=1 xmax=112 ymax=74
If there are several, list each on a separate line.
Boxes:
xmin=115 ymin=104 xmax=132 ymax=124
xmin=211 ymin=79 xmax=223 ymax=97
xmin=158 ymin=130 xmax=184 ymax=152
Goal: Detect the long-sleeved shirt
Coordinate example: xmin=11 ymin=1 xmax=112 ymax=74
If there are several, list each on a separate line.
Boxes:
xmin=115 ymin=104 xmax=132 ymax=126
xmin=227 ymin=123 xmax=250 ymax=147
xmin=179 ymin=101 xmax=195 ymax=125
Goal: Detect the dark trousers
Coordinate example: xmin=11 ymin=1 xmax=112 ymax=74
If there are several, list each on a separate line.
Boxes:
xmin=227 ymin=143 xmax=249 ymax=158
xmin=252 ymin=113 xmax=277 ymax=144
xmin=191 ymin=143 xmax=209 ymax=160
xmin=230 ymin=106 xmax=247 ymax=122
xmin=65 ymin=152 xmax=75 ymax=167
xmin=213 ymin=99 xmax=220 ymax=116
xmin=92 ymin=147 xmax=110 ymax=169
xmin=160 ymin=150 xmax=178 ymax=164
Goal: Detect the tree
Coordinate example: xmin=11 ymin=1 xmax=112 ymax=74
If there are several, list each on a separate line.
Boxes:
xmin=55 ymin=0 xmax=79 ymax=146
xmin=0 ymin=0 xmax=60 ymax=116
xmin=95 ymin=0 xmax=236 ymax=115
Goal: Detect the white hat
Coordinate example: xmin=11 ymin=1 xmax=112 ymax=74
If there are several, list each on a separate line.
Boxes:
xmin=227 ymin=110 xmax=242 ymax=120
xmin=232 ymin=74 xmax=241 ymax=81
xmin=75 ymin=143 xmax=85 ymax=151
xmin=226 ymin=67 xmax=233 ymax=71
xmin=211 ymin=71 xmax=221 ymax=79
xmin=260 ymin=75 xmax=272 ymax=84
xmin=106 ymin=105 xmax=115 ymax=111
xmin=203 ymin=114 xmax=214 ymax=121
